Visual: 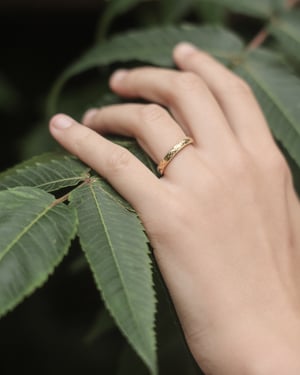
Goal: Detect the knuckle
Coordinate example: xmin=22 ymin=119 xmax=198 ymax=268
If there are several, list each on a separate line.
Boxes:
xmin=168 ymin=198 xmax=186 ymax=221
xmin=224 ymin=147 xmax=292 ymax=186
xmin=172 ymin=72 xmax=205 ymax=93
xmin=139 ymin=104 xmax=166 ymax=124
xmin=224 ymin=77 xmax=252 ymax=96
xmin=158 ymin=196 xmax=188 ymax=232
xmin=225 ymin=150 xmax=250 ymax=179
xmin=106 ymin=147 xmax=132 ymax=173
xmin=264 ymin=151 xmax=292 ymax=181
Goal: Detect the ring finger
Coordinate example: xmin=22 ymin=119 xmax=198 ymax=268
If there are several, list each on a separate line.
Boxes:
xmin=83 ymin=102 xmax=193 ymax=169
xmin=109 ymin=67 xmax=236 ymax=155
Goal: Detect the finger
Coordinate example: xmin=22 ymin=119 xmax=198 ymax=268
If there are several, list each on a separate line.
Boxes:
xmin=109 ymin=67 xmax=236 ymax=154
xmin=173 ymin=43 xmax=275 ymax=153
xmin=49 ymin=113 xmax=162 ymax=211
xmin=82 ymin=103 xmax=186 ymax=164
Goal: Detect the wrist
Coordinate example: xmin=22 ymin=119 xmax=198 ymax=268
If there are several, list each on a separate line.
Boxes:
xmin=243 ymin=351 xmax=300 ymax=375
xmin=226 ymin=336 xmax=300 ymax=374
xmin=205 ymin=342 xmax=300 ymax=375
xmin=191 ymin=318 xmax=300 ymax=375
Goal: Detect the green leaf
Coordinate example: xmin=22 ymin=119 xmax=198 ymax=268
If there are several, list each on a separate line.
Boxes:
xmin=197 ymin=0 xmax=275 ymax=18
xmin=194 ymin=2 xmax=227 ymax=24
xmin=270 ymin=0 xmax=286 ymax=11
xmin=280 ymin=143 xmax=300 ymax=197
xmin=47 ymin=25 xmax=244 ymax=115
xmin=0 ymin=187 xmax=77 ymax=317
xmin=96 ymin=0 xmax=142 ymax=39
xmin=160 ymin=0 xmax=195 ymax=23
xmin=234 ymin=49 xmax=300 ymax=167
xmin=70 ymin=179 xmax=157 ymax=375
xmin=270 ymin=9 xmax=300 ymax=62
xmin=0 ymin=152 xmax=90 ymax=192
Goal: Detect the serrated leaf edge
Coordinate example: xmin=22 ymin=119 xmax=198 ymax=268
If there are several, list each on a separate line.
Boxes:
xmin=0 ymin=193 xmax=78 ymax=318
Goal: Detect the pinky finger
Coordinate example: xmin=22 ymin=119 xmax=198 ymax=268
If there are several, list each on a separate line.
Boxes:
xmin=49 ymin=114 xmax=162 ymax=212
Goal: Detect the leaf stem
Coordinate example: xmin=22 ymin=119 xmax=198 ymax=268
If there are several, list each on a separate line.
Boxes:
xmin=287 ymin=0 xmax=299 ymax=7
xmin=246 ymin=0 xmax=299 ymax=51
xmin=52 ymin=177 xmax=92 ymax=207
xmin=246 ymin=27 xmax=269 ymax=51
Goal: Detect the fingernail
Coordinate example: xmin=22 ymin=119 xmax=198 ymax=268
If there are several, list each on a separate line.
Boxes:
xmin=51 ymin=114 xmax=73 ymax=129
xmin=82 ymin=108 xmax=98 ymax=124
xmin=110 ymin=69 xmax=128 ymax=84
xmin=175 ymin=42 xmax=197 ymax=56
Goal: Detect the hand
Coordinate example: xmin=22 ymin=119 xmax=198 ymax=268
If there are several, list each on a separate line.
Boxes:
xmin=49 ymin=43 xmax=300 ymax=374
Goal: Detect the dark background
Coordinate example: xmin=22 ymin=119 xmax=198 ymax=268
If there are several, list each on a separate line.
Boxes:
xmin=3 ymin=2 xmax=296 ymax=374
xmin=0 ymin=2 xmax=122 ymax=374
xmin=0 ymin=1 xmax=104 ymax=171
xmin=0 ymin=3 xmax=199 ymax=374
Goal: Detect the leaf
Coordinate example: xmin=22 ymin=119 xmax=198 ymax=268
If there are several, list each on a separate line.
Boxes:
xmin=47 ymin=25 xmax=244 ymax=114
xmin=279 ymin=143 xmax=300 ymax=197
xmin=234 ymin=49 xmax=300 ymax=167
xmin=0 ymin=187 xmax=77 ymax=318
xmin=270 ymin=0 xmax=286 ymax=11
xmin=0 ymin=152 xmax=90 ymax=192
xmin=160 ymin=0 xmax=195 ymax=23
xmin=270 ymin=9 xmax=300 ymax=63
xmin=196 ymin=0 xmax=275 ymax=18
xmin=70 ymin=179 xmax=157 ymax=375
xmin=96 ymin=0 xmax=142 ymax=39
xmin=194 ymin=2 xmax=227 ymax=24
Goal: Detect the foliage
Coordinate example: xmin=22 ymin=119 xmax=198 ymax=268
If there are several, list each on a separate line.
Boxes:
xmin=1 ymin=1 xmax=300 ymax=374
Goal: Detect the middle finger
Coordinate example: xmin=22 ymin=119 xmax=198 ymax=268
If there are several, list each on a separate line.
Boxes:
xmin=110 ymin=67 xmax=236 ymax=154
xmin=83 ymin=102 xmax=186 ymax=164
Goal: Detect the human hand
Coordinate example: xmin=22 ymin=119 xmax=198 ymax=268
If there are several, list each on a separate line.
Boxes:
xmin=49 ymin=43 xmax=300 ymax=374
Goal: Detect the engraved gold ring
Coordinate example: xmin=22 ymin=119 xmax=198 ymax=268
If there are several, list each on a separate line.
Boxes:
xmin=157 ymin=137 xmax=194 ymax=176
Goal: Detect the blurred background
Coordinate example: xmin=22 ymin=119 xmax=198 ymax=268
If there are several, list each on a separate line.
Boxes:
xmin=0 ymin=2 xmax=202 ymax=374
xmin=0 ymin=0 xmax=105 ymax=172
xmin=0 ymin=2 xmax=118 ymax=374
xmin=1 ymin=1 xmax=299 ymax=374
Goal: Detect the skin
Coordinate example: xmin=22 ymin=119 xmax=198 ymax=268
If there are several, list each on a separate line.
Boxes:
xmin=49 ymin=43 xmax=300 ymax=374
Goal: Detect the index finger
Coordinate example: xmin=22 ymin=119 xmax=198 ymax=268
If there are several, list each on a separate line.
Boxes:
xmin=49 ymin=114 xmax=162 ymax=213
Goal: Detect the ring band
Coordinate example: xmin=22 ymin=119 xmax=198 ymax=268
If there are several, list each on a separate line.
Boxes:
xmin=157 ymin=137 xmax=194 ymax=176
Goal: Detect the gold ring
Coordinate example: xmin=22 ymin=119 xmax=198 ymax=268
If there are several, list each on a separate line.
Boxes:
xmin=157 ymin=137 xmax=194 ymax=176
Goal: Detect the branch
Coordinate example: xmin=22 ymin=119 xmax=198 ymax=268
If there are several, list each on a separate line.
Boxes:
xmin=246 ymin=0 xmax=299 ymax=51
xmin=52 ymin=177 xmax=91 ymax=207
xmin=246 ymin=28 xmax=268 ymax=51
xmin=287 ymin=0 xmax=299 ymax=7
